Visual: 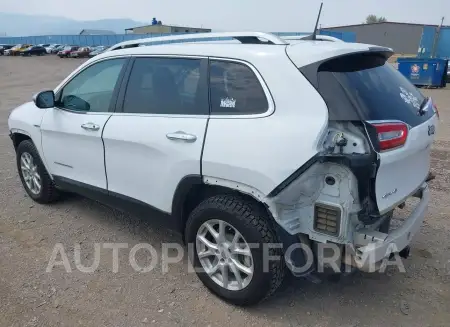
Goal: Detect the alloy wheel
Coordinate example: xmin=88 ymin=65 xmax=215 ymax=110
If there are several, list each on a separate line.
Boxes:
xmin=20 ymin=152 xmax=42 ymax=195
xmin=196 ymin=219 xmax=254 ymax=291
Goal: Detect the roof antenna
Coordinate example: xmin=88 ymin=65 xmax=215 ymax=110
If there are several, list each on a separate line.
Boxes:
xmin=303 ymin=2 xmax=323 ymax=40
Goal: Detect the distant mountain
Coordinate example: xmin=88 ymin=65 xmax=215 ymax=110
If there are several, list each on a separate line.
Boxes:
xmin=0 ymin=12 xmax=147 ymax=36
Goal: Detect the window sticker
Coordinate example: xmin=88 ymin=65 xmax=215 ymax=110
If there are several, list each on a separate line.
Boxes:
xmin=220 ymin=97 xmax=236 ymax=108
xmin=399 ymin=86 xmax=420 ymax=109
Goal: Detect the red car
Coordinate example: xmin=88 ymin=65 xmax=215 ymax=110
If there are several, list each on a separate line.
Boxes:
xmin=70 ymin=47 xmax=91 ymax=58
xmin=57 ymin=46 xmax=79 ymax=58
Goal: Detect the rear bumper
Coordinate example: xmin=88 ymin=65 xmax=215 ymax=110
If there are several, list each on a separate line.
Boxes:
xmin=346 ymin=182 xmax=429 ymax=272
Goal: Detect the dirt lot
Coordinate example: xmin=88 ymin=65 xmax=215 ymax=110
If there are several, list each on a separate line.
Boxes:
xmin=0 ymin=55 xmax=449 ymax=327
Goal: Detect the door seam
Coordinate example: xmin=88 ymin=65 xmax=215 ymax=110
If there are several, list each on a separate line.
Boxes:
xmin=101 ymin=114 xmax=113 ymax=191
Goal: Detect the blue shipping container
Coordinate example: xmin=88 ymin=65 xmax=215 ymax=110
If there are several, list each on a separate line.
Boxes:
xmin=397 ymin=57 xmax=448 ymax=87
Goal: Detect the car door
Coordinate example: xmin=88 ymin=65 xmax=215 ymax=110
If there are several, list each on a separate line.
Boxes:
xmin=102 ymin=56 xmax=209 ymax=213
xmin=40 ymin=57 xmax=129 ymax=189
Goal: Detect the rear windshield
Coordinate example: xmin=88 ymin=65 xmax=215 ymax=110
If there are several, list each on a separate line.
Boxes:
xmin=313 ymin=53 xmax=433 ymax=127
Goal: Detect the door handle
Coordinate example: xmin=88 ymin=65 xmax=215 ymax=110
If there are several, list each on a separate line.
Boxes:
xmin=166 ymin=131 xmax=197 ymax=142
xmin=81 ymin=122 xmax=100 ymax=131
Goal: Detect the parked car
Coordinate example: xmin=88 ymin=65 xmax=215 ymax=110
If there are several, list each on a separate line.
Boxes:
xmin=19 ymin=45 xmax=47 ymax=56
xmin=5 ymin=44 xmax=32 ymax=56
xmin=88 ymin=45 xmax=108 ymax=57
xmin=45 ymin=44 xmax=61 ymax=54
xmin=7 ymin=32 xmax=438 ymax=305
xmin=51 ymin=45 xmax=66 ymax=54
xmin=57 ymin=46 xmax=79 ymax=58
xmin=0 ymin=44 xmax=14 ymax=55
xmin=4 ymin=44 xmax=20 ymax=56
xmin=38 ymin=44 xmax=51 ymax=48
xmin=70 ymin=47 xmax=91 ymax=58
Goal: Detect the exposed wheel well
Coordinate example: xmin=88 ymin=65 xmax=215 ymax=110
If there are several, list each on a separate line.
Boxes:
xmin=11 ymin=133 xmax=32 ymax=150
xmin=175 ymin=182 xmax=271 ymax=241
xmin=175 ymin=181 xmax=310 ymax=272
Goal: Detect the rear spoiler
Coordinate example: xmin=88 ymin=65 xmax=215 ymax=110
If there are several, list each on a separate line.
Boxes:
xmin=299 ymin=48 xmax=395 ymax=90
xmin=368 ymin=46 xmax=394 ymax=58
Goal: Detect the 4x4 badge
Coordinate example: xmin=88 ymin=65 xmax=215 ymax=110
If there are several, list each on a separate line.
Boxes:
xmin=428 ymin=125 xmax=435 ymax=136
xmin=382 ymin=188 xmax=398 ymax=199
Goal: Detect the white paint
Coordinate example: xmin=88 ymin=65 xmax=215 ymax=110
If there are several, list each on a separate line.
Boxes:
xmin=375 ymin=112 xmax=438 ymax=213
xmin=201 ymin=51 xmax=328 ymax=197
xmin=40 ymin=108 xmax=111 ymax=189
xmin=285 ymin=41 xmax=381 ymax=68
xmin=102 ymin=115 xmax=207 ymax=213
xmin=7 ymin=101 xmax=50 ymax=172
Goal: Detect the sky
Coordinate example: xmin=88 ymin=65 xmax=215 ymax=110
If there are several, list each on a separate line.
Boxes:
xmin=2 ymin=0 xmax=449 ymax=31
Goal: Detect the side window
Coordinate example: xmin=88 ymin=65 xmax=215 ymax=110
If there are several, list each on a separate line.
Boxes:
xmin=209 ymin=60 xmax=269 ymax=115
xmin=122 ymin=57 xmax=207 ymax=115
xmin=58 ymin=58 xmax=126 ymax=112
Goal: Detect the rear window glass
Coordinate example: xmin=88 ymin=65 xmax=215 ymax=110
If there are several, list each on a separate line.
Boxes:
xmin=316 ymin=54 xmax=432 ymax=127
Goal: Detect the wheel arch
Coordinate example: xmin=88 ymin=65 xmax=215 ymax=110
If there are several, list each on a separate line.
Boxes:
xmin=10 ymin=130 xmax=53 ymax=180
xmin=172 ymin=176 xmax=302 ymax=248
xmin=173 ymin=175 xmax=313 ymax=277
xmin=10 ymin=130 xmax=32 ymax=150
xmin=172 ymin=175 xmax=272 ymax=239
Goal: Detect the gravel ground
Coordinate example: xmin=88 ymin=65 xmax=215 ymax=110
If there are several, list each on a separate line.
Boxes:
xmin=0 ymin=56 xmax=449 ymax=327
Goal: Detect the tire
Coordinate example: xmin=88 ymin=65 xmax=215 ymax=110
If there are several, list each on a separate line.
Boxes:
xmin=16 ymin=140 xmax=59 ymax=204
xmin=185 ymin=194 xmax=285 ymax=306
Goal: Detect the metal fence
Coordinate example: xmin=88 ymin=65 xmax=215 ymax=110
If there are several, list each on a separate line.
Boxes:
xmin=0 ymin=31 xmax=356 ymax=47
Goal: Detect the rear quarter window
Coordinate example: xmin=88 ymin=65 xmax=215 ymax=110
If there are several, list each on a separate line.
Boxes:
xmin=209 ymin=60 xmax=268 ymax=115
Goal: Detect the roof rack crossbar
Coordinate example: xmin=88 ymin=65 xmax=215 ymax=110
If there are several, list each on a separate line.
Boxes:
xmin=108 ymin=32 xmax=287 ymax=51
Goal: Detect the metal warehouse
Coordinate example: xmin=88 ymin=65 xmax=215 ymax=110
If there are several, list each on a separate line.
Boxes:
xmin=322 ymin=21 xmax=448 ymax=55
xmin=125 ymin=24 xmax=211 ymax=34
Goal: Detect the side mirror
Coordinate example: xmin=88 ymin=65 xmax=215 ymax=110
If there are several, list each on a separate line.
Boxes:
xmin=33 ymin=90 xmax=55 ymax=109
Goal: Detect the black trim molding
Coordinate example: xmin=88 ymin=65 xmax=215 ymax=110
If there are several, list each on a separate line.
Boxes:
xmin=53 ymin=175 xmax=179 ymax=232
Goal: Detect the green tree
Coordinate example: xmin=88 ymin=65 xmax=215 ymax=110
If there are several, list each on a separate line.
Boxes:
xmin=365 ymin=15 xmax=387 ymax=24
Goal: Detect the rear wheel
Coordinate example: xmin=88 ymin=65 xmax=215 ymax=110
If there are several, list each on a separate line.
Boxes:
xmin=185 ymin=194 xmax=285 ymax=306
xmin=16 ymin=140 xmax=59 ymax=204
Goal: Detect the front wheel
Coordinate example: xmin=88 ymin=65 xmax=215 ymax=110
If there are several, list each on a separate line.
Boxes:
xmin=185 ymin=194 xmax=285 ymax=306
xmin=16 ymin=140 xmax=59 ymax=204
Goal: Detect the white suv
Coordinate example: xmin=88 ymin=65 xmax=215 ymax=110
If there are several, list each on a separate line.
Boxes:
xmin=8 ymin=32 xmax=438 ymax=305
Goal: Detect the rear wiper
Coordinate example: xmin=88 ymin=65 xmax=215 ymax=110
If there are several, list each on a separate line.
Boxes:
xmin=418 ymin=97 xmax=429 ymax=116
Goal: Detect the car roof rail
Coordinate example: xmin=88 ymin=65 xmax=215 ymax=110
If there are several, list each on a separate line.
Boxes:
xmin=107 ymin=31 xmax=288 ymax=51
xmin=281 ymin=34 xmax=344 ymax=42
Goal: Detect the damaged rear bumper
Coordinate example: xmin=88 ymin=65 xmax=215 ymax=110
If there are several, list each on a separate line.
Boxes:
xmin=346 ymin=183 xmax=429 ymax=272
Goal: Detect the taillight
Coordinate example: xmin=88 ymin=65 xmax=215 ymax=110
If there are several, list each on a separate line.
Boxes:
xmin=433 ymin=103 xmax=440 ymax=119
xmin=372 ymin=122 xmax=409 ymax=151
